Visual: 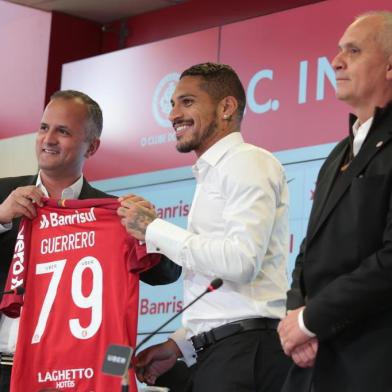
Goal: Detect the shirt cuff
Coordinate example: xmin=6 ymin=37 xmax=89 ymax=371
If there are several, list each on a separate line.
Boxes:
xmin=170 ymin=328 xmax=197 ymax=367
xmin=298 ymin=308 xmax=316 ymax=337
xmin=145 ymin=218 xmax=191 ymax=266
xmin=0 ymin=315 xmax=19 ymax=353
xmin=0 ymin=222 xmax=12 ymax=233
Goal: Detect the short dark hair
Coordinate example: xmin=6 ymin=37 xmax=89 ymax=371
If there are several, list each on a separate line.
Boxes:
xmin=50 ymin=90 xmax=103 ymax=141
xmin=180 ymin=62 xmax=246 ymax=121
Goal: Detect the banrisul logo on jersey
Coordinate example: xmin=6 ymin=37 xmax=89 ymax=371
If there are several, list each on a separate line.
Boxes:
xmin=39 ymin=208 xmax=96 ymax=229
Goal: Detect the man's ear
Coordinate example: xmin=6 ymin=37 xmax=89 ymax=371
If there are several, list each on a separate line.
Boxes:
xmin=85 ymin=138 xmax=100 ymax=158
xmin=219 ymin=96 xmax=238 ymax=121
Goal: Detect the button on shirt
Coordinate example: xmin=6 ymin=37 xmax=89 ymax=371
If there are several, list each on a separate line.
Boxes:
xmin=146 ymin=132 xmax=289 ymax=352
xmin=0 ymin=173 xmax=84 ymax=353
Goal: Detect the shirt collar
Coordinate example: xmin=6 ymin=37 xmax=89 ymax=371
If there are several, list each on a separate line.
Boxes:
xmin=192 ymin=132 xmax=243 ymax=181
xmin=197 ymin=132 xmax=243 ymax=166
xmin=36 ymin=172 xmax=84 ymax=199
xmin=352 ymin=117 xmax=373 ymax=138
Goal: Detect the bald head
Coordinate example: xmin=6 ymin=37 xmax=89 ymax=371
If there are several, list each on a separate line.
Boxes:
xmin=332 ymin=11 xmax=392 ymax=121
xmin=354 ymin=11 xmax=392 ymax=56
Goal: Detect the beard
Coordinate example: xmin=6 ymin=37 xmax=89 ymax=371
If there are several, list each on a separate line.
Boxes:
xmin=176 ymin=118 xmax=218 ymax=154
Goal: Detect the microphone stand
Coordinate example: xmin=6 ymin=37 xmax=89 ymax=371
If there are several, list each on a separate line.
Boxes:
xmin=121 ymin=372 xmax=129 ymax=392
xmin=113 ymin=278 xmax=223 ymax=392
xmin=135 ymin=278 xmax=222 ymax=353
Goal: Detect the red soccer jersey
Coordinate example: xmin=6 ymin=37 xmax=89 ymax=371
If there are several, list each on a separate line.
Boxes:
xmin=0 ymin=198 xmax=159 ymax=392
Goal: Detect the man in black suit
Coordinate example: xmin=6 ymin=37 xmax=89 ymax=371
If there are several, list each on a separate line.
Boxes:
xmin=0 ymin=90 xmax=180 ymax=391
xmin=278 ymin=11 xmax=392 ymax=392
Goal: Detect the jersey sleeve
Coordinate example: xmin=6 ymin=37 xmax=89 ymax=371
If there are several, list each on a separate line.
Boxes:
xmin=0 ymin=218 xmax=31 ymax=317
xmin=126 ymin=238 xmax=160 ymax=273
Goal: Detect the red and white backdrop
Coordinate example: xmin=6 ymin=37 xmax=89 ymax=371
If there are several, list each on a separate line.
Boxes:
xmin=61 ymin=0 xmax=391 ymax=181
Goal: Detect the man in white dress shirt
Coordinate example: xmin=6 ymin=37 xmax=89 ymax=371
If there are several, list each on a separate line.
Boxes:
xmin=118 ymin=62 xmax=291 ymax=392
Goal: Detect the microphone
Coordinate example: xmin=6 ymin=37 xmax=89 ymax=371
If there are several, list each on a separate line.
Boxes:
xmin=1 ymin=286 xmax=25 ymax=296
xmin=135 ymin=278 xmax=223 ymax=352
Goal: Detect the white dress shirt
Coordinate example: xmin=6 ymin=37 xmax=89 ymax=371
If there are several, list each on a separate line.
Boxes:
xmin=0 ymin=173 xmax=84 ymax=353
xmin=352 ymin=117 xmax=373 ymax=156
xmin=146 ymin=132 xmax=289 ymax=363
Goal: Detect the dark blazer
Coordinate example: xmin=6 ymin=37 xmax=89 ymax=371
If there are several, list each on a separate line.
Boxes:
xmin=0 ymin=175 xmax=181 ymax=299
xmin=285 ymin=103 xmax=392 ymax=392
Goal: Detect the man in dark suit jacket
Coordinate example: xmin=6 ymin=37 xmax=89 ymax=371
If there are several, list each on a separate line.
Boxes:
xmin=278 ymin=11 xmax=392 ymax=392
xmin=0 ymin=90 xmax=180 ymax=391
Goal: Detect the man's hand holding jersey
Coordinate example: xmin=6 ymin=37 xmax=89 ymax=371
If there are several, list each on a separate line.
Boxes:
xmin=117 ymin=194 xmax=157 ymax=241
xmin=0 ymin=185 xmax=44 ymax=224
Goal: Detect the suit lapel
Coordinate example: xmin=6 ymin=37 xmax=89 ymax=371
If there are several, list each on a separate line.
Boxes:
xmin=306 ymin=142 xmax=348 ymax=240
xmin=307 ymin=115 xmax=392 ymax=244
xmin=80 ymin=178 xmax=94 ymax=198
xmin=28 ymin=175 xmax=38 ymax=186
